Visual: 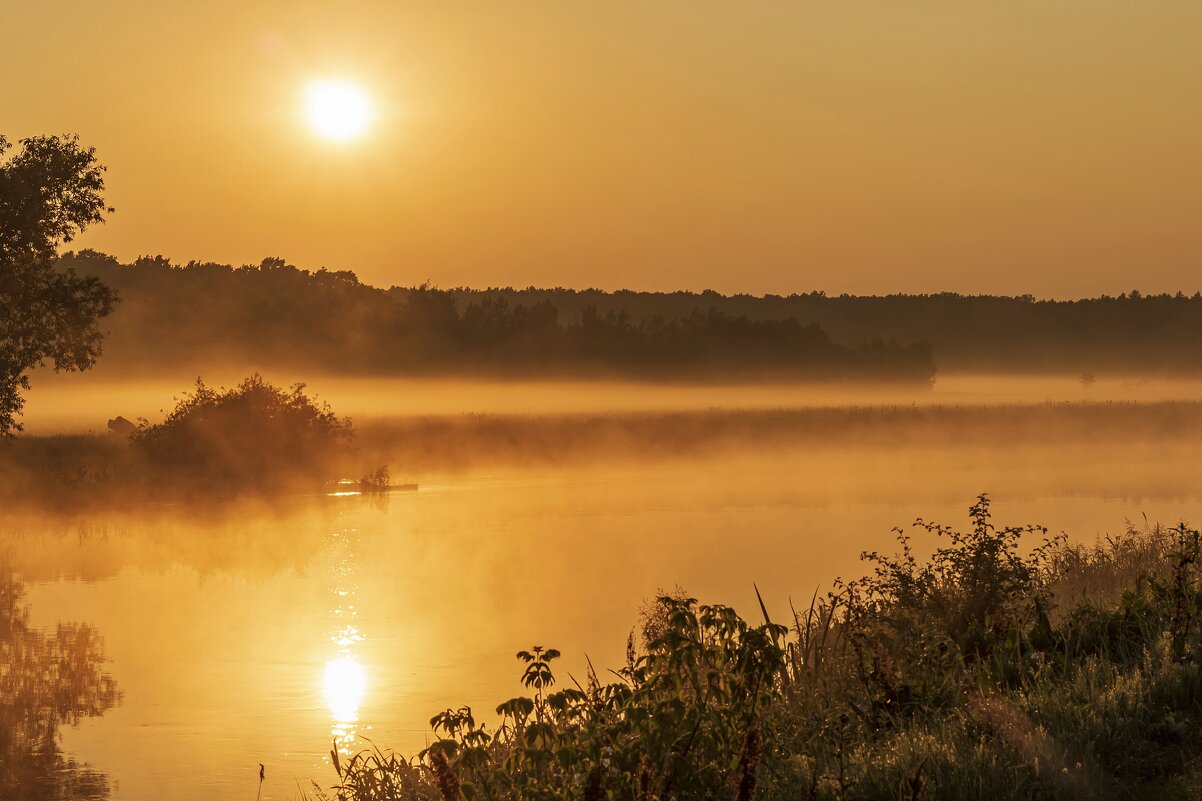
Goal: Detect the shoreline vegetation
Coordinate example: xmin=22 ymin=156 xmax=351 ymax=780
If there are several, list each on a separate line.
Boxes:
xmin=305 ymin=497 xmax=1202 ymax=801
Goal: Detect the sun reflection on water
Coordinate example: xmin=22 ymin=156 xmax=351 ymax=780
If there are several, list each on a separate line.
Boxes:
xmin=325 ymin=654 xmax=366 ymax=732
xmin=324 ymin=524 xmax=369 ymax=755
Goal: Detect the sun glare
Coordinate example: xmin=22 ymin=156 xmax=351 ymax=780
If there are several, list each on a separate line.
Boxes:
xmin=304 ymin=79 xmax=373 ymax=141
xmin=324 ymin=655 xmax=367 ymax=723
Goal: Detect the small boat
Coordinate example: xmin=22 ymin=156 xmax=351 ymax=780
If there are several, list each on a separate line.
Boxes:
xmin=327 ymin=478 xmax=419 ymax=496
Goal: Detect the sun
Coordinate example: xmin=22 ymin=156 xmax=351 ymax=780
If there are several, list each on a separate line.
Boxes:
xmin=303 ymin=79 xmax=373 ymax=141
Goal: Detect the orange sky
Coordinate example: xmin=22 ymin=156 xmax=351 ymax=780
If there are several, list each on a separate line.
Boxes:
xmin=5 ymin=2 xmax=1201 ymax=297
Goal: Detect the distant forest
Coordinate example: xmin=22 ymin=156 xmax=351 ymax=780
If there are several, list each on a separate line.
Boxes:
xmin=61 ymin=250 xmax=1202 ymax=379
xmin=60 ymin=251 xmax=933 ymax=381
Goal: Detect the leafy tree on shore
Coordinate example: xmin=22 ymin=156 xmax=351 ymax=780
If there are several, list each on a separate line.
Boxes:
xmin=0 ymin=134 xmax=116 ymax=435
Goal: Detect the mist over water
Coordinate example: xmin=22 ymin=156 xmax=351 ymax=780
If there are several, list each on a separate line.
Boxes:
xmin=21 ymin=371 xmax=1202 ymax=434
xmin=7 ymin=376 xmax=1202 ymax=799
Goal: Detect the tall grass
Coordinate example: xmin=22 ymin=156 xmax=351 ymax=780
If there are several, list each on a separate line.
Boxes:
xmin=305 ymin=496 xmax=1202 ymax=800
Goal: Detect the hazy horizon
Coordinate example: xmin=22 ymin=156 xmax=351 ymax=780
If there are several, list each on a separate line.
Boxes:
xmin=7 ymin=2 xmax=1201 ymax=298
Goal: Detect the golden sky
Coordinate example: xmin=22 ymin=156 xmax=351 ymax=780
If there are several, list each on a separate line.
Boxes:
xmin=5 ymin=1 xmax=1201 ymax=297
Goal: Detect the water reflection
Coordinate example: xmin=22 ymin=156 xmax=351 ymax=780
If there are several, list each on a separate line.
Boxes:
xmin=325 ymin=656 xmax=367 ymax=727
xmin=323 ymin=523 xmax=367 ymax=755
xmin=0 ymin=571 xmax=120 ymax=800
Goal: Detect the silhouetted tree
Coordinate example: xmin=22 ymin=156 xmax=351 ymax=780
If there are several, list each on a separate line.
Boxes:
xmin=0 ymin=135 xmax=116 ymax=435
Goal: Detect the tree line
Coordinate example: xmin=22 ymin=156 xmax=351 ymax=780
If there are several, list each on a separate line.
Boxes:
xmin=58 ymin=251 xmax=936 ymax=382
xmin=444 ymin=286 xmax=1202 ymax=373
xmin=63 ymin=250 xmax=1202 ymax=381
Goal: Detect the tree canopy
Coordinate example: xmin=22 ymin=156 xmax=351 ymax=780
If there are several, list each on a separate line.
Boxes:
xmin=0 ymin=134 xmax=116 ymax=435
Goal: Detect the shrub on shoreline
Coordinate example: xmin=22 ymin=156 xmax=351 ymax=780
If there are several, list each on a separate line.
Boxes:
xmin=131 ymin=374 xmax=352 ymax=491
xmin=0 ymin=375 xmax=355 ymax=506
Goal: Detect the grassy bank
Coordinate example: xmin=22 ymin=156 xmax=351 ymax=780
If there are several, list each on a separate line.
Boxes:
xmin=305 ymin=497 xmax=1202 ymax=801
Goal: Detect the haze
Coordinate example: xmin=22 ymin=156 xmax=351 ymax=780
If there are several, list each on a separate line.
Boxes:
xmin=6 ymin=1 xmax=1202 ymax=297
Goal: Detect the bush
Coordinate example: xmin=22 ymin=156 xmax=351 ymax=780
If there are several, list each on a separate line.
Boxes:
xmin=132 ymin=374 xmax=351 ymax=490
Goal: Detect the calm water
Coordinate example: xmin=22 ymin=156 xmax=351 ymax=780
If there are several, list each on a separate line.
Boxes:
xmin=5 ymin=434 xmax=1202 ymax=799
